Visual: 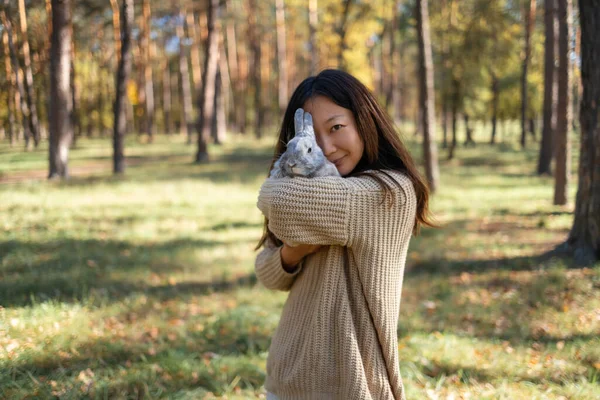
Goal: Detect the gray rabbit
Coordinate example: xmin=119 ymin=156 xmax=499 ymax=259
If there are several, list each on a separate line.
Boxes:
xmin=270 ymin=109 xmax=340 ymax=178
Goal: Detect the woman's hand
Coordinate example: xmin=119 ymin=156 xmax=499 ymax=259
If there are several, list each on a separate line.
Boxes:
xmin=281 ymin=243 xmax=322 ymax=273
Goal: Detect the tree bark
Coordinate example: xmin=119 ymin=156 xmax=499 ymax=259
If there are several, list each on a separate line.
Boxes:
xmin=490 ymin=74 xmax=499 ymax=144
xmin=538 ymin=0 xmax=558 ymax=175
xmin=416 ymin=0 xmax=440 ymax=193
xmin=247 ymin=0 xmax=262 ymax=138
xmin=2 ymin=26 xmax=17 ymax=145
xmin=464 ymin=113 xmax=475 ymax=146
xmin=48 ymin=0 xmax=73 ymax=179
xmin=309 ymin=0 xmax=319 ymax=75
xmin=17 ymin=0 xmax=41 ymax=146
xmin=276 ymin=0 xmax=288 ymax=112
xmin=162 ymin=56 xmax=173 ymax=135
xmin=113 ymin=0 xmax=133 ymax=174
xmin=1 ymin=5 xmax=32 ymax=149
xmin=141 ymin=0 xmax=154 ymax=142
xmin=195 ymin=0 xmax=220 ymax=163
xmin=448 ymin=78 xmax=459 ymax=160
xmin=186 ymin=11 xmax=203 ymax=94
xmin=553 ymin=0 xmax=571 ymax=206
xmin=177 ymin=11 xmax=194 ymax=142
xmin=565 ymin=0 xmax=600 ymax=263
xmin=521 ymin=0 xmax=537 ymax=148
xmin=337 ymin=0 xmax=352 ymax=70
xmin=225 ymin=0 xmax=239 ymax=132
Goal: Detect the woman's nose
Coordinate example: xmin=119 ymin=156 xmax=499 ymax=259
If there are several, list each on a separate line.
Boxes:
xmin=319 ymin=137 xmax=336 ymax=156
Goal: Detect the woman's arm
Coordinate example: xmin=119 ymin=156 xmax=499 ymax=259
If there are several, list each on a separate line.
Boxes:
xmin=257 ymin=172 xmax=412 ymax=248
xmin=254 ymin=243 xmax=303 ymax=291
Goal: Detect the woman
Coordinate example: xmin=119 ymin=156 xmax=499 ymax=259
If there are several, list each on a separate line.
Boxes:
xmin=255 ymin=69 xmax=435 ymax=400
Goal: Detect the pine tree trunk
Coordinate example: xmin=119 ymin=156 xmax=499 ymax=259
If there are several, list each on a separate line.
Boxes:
xmin=195 ymin=0 xmax=220 ymax=163
xmin=141 ymin=0 xmax=154 ymax=142
xmin=308 ymin=0 xmax=318 ymax=75
xmin=17 ymin=0 xmax=40 ymax=146
xmin=553 ymin=0 xmax=571 ymax=206
xmin=225 ymin=0 xmax=239 ymax=133
xmin=247 ymin=0 xmax=262 ymax=138
xmin=566 ymin=0 xmax=600 ymax=263
xmin=538 ymin=0 xmax=557 ymax=175
xmin=276 ymin=0 xmax=288 ymax=112
xmin=337 ymin=0 xmax=352 ymax=70
xmin=2 ymin=27 xmax=16 ymax=145
xmin=211 ymin=68 xmax=226 ymax=144
xmin=162 ymin=56 xmax=173 ymax=135
xmin=113 ymin=0 xmax=133 ymax=174
xmin=464 ymin=113 xmax=475 ymax=146
xmin=48 ymin=0 xmax=73 ymax=179
xmin=177 ymin=11 xmax=194 ymax=142
xmin=416 ymin=0 xmax=439 ymax=193
xmin=491 ymin=74 xmax=499 ymax=144
xmin=186 ymin=11 xmax=203 ymax=94
xmin=521 ymin=0 xmax=537 ymax=148
xmin=448 ymin=78 xmax=459 ymax=160
xmin=1 ymin=7 xmax=32 ymax=149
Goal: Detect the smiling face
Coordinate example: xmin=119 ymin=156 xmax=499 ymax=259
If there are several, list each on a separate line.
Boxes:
xmin=303 ymin=96 xmax=364 ymax=177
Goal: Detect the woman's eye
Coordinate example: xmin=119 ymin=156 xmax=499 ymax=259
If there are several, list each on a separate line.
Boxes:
xmin=331 ymin=124 xmax=343 ymax=132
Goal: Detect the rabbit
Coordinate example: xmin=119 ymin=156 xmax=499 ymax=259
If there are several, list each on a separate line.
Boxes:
xmin=270 ymin=109 xmax=341 ymax=179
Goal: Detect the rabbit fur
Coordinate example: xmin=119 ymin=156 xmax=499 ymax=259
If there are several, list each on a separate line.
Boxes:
xmin=270 ymin=109 xmax=340 ymax=179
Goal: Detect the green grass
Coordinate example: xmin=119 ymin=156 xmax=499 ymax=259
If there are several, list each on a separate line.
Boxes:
xmin=1 ymin=128 xmax=598 ymax=399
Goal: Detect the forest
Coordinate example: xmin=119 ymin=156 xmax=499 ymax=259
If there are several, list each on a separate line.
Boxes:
xmin=1 ymin=0 xmax=599 ymax=398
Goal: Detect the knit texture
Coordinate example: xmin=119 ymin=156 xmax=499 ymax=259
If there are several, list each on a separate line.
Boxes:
xmin=255 ymin=170 xmax=417 ymax=400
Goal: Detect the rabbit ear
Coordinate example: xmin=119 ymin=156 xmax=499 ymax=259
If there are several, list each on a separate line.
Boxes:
xmin=294 ymin=109 xmax=304 ymax=137
xmin=303 ymin=112 xmax=315 ymax=138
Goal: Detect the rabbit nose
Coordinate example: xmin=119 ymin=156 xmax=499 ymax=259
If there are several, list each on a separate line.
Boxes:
xmin=287 ymin=161 xmax=296 ymax=167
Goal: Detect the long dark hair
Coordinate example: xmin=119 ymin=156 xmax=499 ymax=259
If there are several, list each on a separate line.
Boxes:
xmin=257 ymin=69 xmax=436 ymax=249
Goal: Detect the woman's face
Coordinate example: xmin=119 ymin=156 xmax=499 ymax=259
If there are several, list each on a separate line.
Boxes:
xmin=302 ymin=96 xmax=364 ymax=177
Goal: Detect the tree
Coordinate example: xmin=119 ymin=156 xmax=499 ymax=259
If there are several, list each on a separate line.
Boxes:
xmin=177 ymin=9 xmax=194 ymax=142
xmin=48 ymin=0 xmax=73 ymax=179
xmin=562 ymin=0 xmax=599 ymax=264
xmin=416 ymin=0 xmax=440 ymax=193
xmin=521 ymin=0 xmax=537 ymax=148
xmin=17 ymin=0 xmax=41 ymax=146
xmin=195 ymin=0 xmax=220 ymax=163
xmin=141 ymin=0 xmax=155 ymax=141
xmin=113 ymin=0 xmax=133 ymax=174
xmin=538 ymin=0 xmax=557 ymax=175
xmin=247 ymin=0 xmax=262 ymax=138
xmin=308 ymin=0 xmax=318 ymax=75
xmin=275 ymin=0 xmax=288 ymax=112
xmin=553 ymin=0 xmax=571 ymax=205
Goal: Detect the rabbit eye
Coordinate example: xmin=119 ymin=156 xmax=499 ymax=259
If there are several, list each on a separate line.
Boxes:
xmin=308 ymin=148 xmax=312 ymax=153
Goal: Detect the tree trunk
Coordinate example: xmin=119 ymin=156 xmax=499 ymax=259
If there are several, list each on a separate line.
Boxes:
xmin=211 ymin=68 xmax=226 ymax=144
xmin=464 ymin=113 xmax=475 ymax=146
xmin=113 ymin=0 xmax=133 ymax=174
xmin=416 ymin=0 xmax=439 ymax=193
xmin=553 ymin=0 xmax=571 ymax=206
xmin=2 ymin=27 xmax=16 ymax=145
xmin=48 ymin=0 xmax=73 ymax=179
xmin=1 ymin=6 xmax=32 ymax=149
xmin=195 ymin=0 xmax=220 ymax=163
xmin=565 ymin=0 xmax=600 ymax=263
xmin=308 ymin=0 xmax=318 ymax=75
xmin=448 ymin=78 xmax=459 ymax=160
xmin=538 ymin=0 xmax=558 ymax=175
xmin=247 ymin=0 xmax=262 ymax=138
xmin=337 ymin=0 xmax=352 ymax=70
xmin=162 ymin=56 xmax=173 ymax=135
xmin=491 ymin=74 xmax=499 ymax=144
xmin=141 ymin=0 xmax=154 ymax=142
xmin=177 ymin=11 xmax=194 ymax=142
xmin=276 ymin=0 xmax=288 ymax=112
xmin=225 ymin=0 xmax=239 ymax=133
xmin=521 ymin=0 xmax=537 ymax=148
xmin=17 ymin=0 xmax=41 ymax=146
xmin=186 ymin=11 xmax=203 ymax=94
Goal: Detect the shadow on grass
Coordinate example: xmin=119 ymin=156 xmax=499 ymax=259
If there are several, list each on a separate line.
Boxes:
xmin=0 ymin=238 xmax=258 ymax=308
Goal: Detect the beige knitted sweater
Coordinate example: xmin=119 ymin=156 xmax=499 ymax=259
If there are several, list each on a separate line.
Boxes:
xmin=255 ymin=170 xmax=416 ymax=400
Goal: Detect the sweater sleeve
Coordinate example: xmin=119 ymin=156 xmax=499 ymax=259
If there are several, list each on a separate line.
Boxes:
xmin=254 ymin=242 xmax=303 ymax=292
xmin=256 ymin=172 xmax=412 ymax=248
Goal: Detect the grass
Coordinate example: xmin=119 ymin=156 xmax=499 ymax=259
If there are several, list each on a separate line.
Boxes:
xmin=1 ymin=126 xmax=598 ymax=399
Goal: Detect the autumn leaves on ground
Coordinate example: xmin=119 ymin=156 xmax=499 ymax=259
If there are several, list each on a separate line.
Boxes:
xmin=1 ymin=132 xmax=599 ymax=399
